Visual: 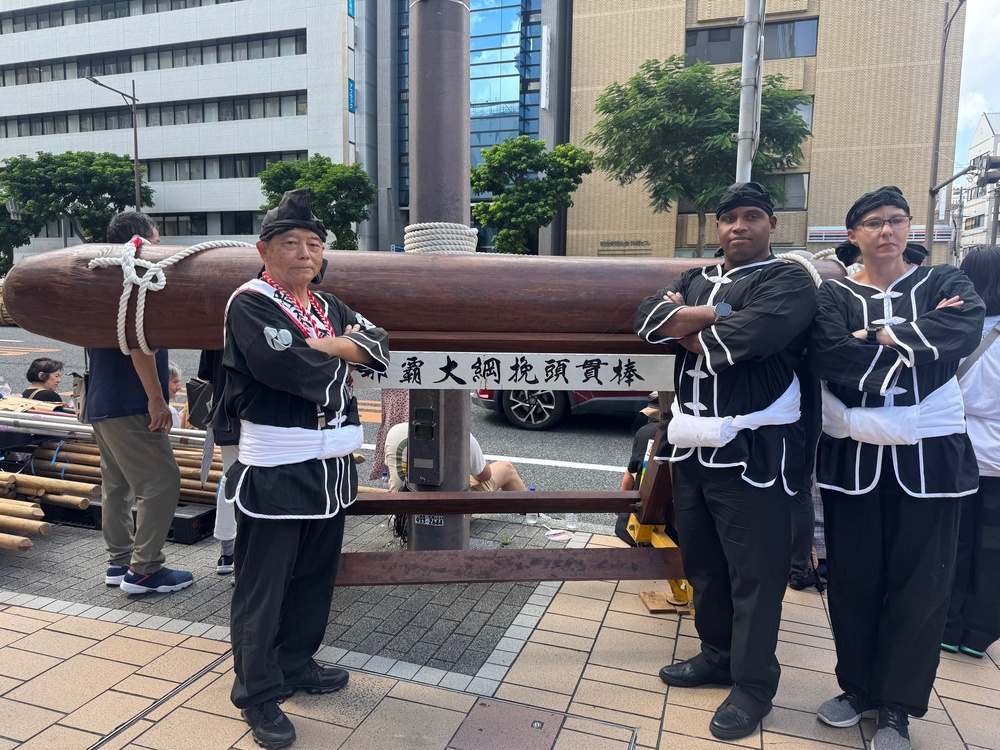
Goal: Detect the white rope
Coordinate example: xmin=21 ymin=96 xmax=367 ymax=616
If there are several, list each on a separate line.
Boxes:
xmin=88 ymin=238 xmax=256 ymax=355
xmin=775 ymin=251 xmax=824 ymax=289
xmin=404 ymin=222 xmax=478 ymax=254
xmin=812 ymin=246 xmax=863 ymax=276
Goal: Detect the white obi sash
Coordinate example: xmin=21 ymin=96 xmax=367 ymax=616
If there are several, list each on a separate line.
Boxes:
xmin=821 ymin=377 xmax=966 ymax=446
xmin=238 ymin=420 xmax=363 ymax=467
xmin=668 ymin=375 xmax=801 ymax=449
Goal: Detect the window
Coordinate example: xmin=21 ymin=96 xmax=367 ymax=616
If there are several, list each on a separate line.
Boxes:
xmin=686 ymin=19 xmax=818 ymax=65
xmin=795 ymin=99 xmax=814 ymax=131
xmin=774 ymin=174 xmax=809 ymax=211
xmin=0 ymin=91 xmax=306 ymax=140
xmin=966 ymin=215 xmax=985 ymax=231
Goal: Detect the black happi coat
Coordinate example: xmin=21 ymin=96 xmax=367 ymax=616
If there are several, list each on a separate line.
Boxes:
xmin=635 ymin=256 xmax=817 ymax=493
xmin=810 ymin=264 xmax=985 ymax=498
xmin=211 ymin=286 xmax=389 ymax=519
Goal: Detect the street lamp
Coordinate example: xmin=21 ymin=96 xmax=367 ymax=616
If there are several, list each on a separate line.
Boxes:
xmin=87 ymin=76 xmax=142 ymax=211
xmin=925 ymin=0 xmax=966 ymax=254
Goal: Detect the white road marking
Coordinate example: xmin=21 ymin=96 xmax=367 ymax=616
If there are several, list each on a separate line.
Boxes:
xmin=360 ymin=443 xmax=622 ymax=473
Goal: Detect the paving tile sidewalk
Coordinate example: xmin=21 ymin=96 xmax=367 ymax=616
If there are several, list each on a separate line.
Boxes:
xmin=2 ymin=533 xmax=999 ymax=749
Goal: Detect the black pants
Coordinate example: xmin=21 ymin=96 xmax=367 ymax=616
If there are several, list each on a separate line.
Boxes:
xmin=943 ymin=476 xmax=1000 ymax=653
xmin=823 ymin=474 xmax=961 ymax=717
xmin=672 ymin=459 xmax=791 ymax=716
xmin=789 ymin=488 xmax=815 ymax=578
xmin=230 ymin=509 xmax=347 ymax=709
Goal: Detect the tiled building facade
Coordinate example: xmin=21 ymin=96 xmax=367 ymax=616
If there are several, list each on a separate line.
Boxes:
xmin=565 ymin=0 xmax=966 ymax=264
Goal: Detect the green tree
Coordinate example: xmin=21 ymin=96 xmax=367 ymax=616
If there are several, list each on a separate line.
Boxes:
xmin=0 ymin=204 xmax=41 ymax=277
xmin=258 ymin=155 xmax=378 ymax=250
xmin=471 ymin=136 xmax=593 ymax=254
xmin=585 ymin=57 xmax=811 ymax=256
xmin=0 ymin=151 xmax=153 ymax=243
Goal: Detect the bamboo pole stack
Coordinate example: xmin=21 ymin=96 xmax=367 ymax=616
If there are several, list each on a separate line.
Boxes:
xmin=0 ymin=474 xmax=51 ymax=552
xmin=24 ymin=440 xmax=224 ymax=506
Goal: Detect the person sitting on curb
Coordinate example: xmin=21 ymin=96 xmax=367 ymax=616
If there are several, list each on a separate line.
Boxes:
xmin=384 ymin=421 xmax=527 ymax=493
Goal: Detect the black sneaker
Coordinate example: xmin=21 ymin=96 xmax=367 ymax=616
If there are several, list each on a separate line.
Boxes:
xmin=241 ymin=700 xmax=296 ymax=749
xmin=120 ymin=567 xmax=194 ymax=594
xmin=279 ymin=661 xmax=349 ymax=699
xmin=217 ymin=555 xmax=235 ymax=575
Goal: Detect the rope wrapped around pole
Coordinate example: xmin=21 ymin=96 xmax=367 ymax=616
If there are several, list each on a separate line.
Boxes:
xmin=404 ymin=222 xmax=478 ymax=254
xmin=87 ymin=238 xmax=256 ymax=355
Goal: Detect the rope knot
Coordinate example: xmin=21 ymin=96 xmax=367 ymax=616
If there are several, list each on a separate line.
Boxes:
xmin=88 ymin=238 xmax=256 ymax=355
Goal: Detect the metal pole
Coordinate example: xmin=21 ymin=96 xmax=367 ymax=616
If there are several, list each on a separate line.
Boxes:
xmin=952 ymin=186 xmax=963 ymax=263
xmin=407 ymin=0 xmax=472 ymax=551
xmin=735 ymin=0 xmax=763 ymax=182
xmin=131 ymin=80 xmax=141 ymax=210
xmin=925 ymin=1 xmax=965 ymax=251
xmin=991 ymin=186 xmax=1000 ymax=245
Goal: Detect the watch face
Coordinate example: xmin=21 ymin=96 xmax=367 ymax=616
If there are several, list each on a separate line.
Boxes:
xmin=715 ymin=302 xmax=732 ymax=317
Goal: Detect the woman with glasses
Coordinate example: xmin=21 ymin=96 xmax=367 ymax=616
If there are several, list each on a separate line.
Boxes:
xmin=808 ymin=186 xmax=985 ymax=750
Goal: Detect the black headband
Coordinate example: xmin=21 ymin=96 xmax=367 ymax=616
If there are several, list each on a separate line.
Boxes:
xmin=845 ymin=186 xmax=910 ymax=229
xmin=716 ymin=181 xmax=774 ymax=218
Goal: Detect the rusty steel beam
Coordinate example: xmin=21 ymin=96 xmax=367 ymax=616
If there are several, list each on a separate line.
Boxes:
xmin=348 ymin=490 xmax=640 ymax=515
xmin=336 ymin=546 xmax=684 ymax=586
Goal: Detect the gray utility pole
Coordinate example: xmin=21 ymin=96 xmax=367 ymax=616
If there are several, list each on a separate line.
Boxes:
xmin=407 ymin=0 xmax=472 ymax=551
xmin=87 ymin=76 xmax=142 ymax=210
xmin=925 ymin=0 xmax=966 ymax=251
xmin=735 ymin=0 xmax=764 ymax=182
xmin=992 ymin=185 xmax=1000 ymax=245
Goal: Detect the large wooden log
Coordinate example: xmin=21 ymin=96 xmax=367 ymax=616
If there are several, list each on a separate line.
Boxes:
xmin=0 ymin=516 xmax=50 ymax=536
xmin=0 ymin=499 xmax=45 ymax=519
xmin=39 ymin=494 xmax=90 ymax=510
xmin=3 ymin=472 xmax=102 ymax=498
xmin=0 ymin=532 xmax=31 ymax=552
xmin=3 ymin=246 xmax=845 ymax=353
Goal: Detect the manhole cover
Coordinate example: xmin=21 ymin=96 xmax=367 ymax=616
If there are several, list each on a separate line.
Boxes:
xmin=449 ymin=699 xmax=562 ymax=750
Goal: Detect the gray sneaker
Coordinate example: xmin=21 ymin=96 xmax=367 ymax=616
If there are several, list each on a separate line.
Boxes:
xmin=872 ymin=705 xmax=910 ymax=750
xmin=817 ymin=692 xmax=877 ymax=727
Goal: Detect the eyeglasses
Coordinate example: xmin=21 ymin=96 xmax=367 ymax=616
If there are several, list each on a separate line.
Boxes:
xmin=856 ymin=216 xmax=912 ymax=232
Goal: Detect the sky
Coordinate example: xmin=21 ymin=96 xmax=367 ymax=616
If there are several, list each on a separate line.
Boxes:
xmin=955 ymin=0 xmax=1000 ymax=165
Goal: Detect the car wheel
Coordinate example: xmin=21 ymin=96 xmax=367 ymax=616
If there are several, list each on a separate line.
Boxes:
xmin=500 ymin=389 xmax=568 ymax=430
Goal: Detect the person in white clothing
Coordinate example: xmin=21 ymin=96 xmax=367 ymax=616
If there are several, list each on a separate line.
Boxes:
xmin=944 ymin=245 xmax=1000 ymax=658
xmin=383 ymin=422 xmax=526 ymax=493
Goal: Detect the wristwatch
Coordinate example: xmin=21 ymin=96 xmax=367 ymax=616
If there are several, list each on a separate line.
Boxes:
xmin=866 ymin=325 xmax=884 ymax=344
xmin=714 ymin=302 xmax=733 ymax=319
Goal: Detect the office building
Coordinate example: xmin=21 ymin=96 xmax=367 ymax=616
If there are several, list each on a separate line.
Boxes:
xmin=0 ymin=0 xmax=362 ymax=256
xmin=960 ymin=112 xmax=1000 ymax=252
xmin=374 ymin=0 xmax=571 ymax=253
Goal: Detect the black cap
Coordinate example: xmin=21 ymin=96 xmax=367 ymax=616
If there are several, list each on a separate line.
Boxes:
xmin=716 ymin=182 xmax=774 ymax=218
xmin=259 ymin=188 xmax=327 ymax=243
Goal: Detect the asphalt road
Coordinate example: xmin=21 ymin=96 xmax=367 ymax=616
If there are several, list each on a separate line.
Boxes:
xmin=0 ymin=327 xmax=641 ymax=534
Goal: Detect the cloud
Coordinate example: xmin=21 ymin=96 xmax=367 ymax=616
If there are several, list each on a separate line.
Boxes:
xmin=959 ymin=91 xmax=989 ymax=131
xmin=955 ymin=0 xmax=1000 ymax=161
